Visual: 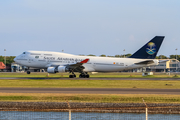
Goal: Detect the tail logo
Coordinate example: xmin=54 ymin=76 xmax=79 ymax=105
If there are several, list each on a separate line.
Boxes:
xmin=146 ymin=42 xmax=156 ymax=55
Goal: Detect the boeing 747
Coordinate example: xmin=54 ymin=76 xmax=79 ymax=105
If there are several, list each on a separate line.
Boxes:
xmin=14 ymin=36 xmax=164 ymax=78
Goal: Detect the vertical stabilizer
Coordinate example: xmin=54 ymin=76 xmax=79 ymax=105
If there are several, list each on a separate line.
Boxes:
xmin=129 ymin=36 xmax=164 ymax=59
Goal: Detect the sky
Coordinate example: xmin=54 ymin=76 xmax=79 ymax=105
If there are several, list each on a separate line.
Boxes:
xmin=0 ymin=0 xmax=180 ymax=57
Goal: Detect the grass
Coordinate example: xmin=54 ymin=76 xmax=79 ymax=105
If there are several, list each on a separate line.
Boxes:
xmin=0 ymin=72 xmax=179 ymax=103
xmin=0 ymin=79 xmax=180 ymax=89
xmin=0 ymin=72 xmax=179 ymax=78
xmin=0 ymin=93 xmax=180 ymax=103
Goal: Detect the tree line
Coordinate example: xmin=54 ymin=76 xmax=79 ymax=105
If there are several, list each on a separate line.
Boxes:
xmin=0 ymin=56 xmax=16 ymax=66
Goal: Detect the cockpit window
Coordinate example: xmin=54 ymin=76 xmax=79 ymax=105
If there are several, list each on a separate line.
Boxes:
xmin=23 ymin=52 xmax=26 ymax=54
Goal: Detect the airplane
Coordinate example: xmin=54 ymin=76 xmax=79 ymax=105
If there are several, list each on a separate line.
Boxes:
xmin=14 ymin=36 xmax=164 ymax=78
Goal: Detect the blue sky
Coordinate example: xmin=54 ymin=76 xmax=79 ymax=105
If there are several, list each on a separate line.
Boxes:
xmin=0 ymin=0 xmax=180 ymax=57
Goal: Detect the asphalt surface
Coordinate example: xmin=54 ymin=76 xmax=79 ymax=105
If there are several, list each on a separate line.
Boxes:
xmin=0 ymin=88 xmax=180 ymax=94
xmin=1 ymin=77 xmax=180 ymax=80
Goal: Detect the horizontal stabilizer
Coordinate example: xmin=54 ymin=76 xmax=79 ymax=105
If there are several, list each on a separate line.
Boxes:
xmin=158 ymin=60 xmax=169 ymax=63
xmin=134 ymin=60 xmax=154 ymax=65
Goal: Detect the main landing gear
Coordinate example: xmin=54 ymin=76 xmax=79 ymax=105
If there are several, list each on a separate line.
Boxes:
xmin=27 ymin=68 xmax=31 ymax=74
xmin=79 ymin=73 xmax=89 ymax=78
xmin=69 ymin=72 xmax=90 ymax=78
xmin=69 ymin=74 xmax=76 ymax=78
xmin=69 ymin=69 xmax=76 ymax=78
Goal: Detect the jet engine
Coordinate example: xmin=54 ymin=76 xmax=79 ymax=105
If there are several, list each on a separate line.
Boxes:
xmin=58 ymin=66 xmax=67 ymax=72
xmin=47 ymin=66 xmax=68 ymax=73
xmin=47 ymin=67 xmax=56 ymax=73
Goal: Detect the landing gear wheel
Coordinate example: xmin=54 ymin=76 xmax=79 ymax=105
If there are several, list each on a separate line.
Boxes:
xmin=79 ymin=74 xmax=89 ymax=78
xmin=79 ymin=74 xmax=83 ymax=78
xmin=69 ymin=75 xmax=74 ymax=78
xmin=85 ymin=74 xmax=89 ymax=78
xmin=27 ymin=71 xmax=31 ymax=74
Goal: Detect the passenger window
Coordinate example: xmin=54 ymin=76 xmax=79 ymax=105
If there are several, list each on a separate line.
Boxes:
xmin=35 ymin=56 xmax=39 ymax=58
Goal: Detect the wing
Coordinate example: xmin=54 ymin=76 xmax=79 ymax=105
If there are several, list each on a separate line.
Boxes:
xmin=67 ymin=59 xmax=89 ymax=72
xmin=68 ymin=59 xmax=89 ymax=67
xmin=46 ymin=58 xmax=90 ymax=73
xmin=134 ymin=60 xmax=154 ymax=65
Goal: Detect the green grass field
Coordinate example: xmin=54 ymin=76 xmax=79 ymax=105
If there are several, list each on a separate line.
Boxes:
xmin=0 ymin=93 xmax=180 ymax=103
xmin=0 ymin=72 xmax=179 ymax=78
xmin=0 ymin=72 xmax=180 ymax=103
xmin=0 ymin=79 xmax=180 ymax=89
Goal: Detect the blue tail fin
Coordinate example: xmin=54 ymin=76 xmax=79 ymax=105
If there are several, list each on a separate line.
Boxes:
xmin=129 ymin=36 xmax=164 ymax=59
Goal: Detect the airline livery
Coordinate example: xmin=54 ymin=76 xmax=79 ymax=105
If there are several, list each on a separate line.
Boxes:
xmin=14 ymin=36 xmax=164 ymax=78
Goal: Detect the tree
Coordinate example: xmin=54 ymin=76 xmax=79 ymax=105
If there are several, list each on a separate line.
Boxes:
xmin=115 ymin=55 xmax=121 ymax=58
xmin=87 ymin=54 xmax=96 ymax=56
xmin=100 ymin=54 xmax=106 ymax=57
xmin=0 ymin=56 xmax=16 ymax=66
xmin=169 ymin=55 xmax=180 ymax=61
xmin=107 ymin=55 xmax=114 ymax=57
xmin=156 ymin=55 xmax=168 ymax=59
xmin=114 ymin=54 xmax=132 ymax=58
xmin=125 ymin=54 xmax=132 ymax=58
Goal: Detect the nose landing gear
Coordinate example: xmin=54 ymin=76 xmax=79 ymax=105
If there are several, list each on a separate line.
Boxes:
xmin=27 ymin=71 xmax=31 ymax=74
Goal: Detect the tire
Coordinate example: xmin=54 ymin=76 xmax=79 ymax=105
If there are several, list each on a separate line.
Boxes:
xmin=79 ymin=74 xmax=87 ymax=78
xmin=86 ymin=74 xmax=89 ymax=78
xmin=69 ymin=75 xmax=74 ymax=78
xmin=27 ymin=71 xmax=31 ymax=74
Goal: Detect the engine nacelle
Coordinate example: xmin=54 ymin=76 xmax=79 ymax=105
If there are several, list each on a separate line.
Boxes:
xmin=58 ymin=66 xmax=67 ymax=72
xmin=47 ymin=67 xmax=56 ymax=73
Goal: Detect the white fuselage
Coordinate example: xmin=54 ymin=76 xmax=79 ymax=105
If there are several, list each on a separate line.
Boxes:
xmin=14 ymin=51 xmax=159 ymax=72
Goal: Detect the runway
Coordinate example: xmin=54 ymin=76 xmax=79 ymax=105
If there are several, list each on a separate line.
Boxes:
xmin=0 ymin=77 xmax=180 ymax=80
xmin=0 ymin=88 xmax=180 ymax=94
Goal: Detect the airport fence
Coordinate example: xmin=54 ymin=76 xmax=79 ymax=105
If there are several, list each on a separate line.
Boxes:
xmin=0 ymin=101 xmax=180 ymax=120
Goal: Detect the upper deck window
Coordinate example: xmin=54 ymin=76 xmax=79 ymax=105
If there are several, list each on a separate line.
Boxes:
xmin=31 ymin=53 xmax=41 ymax=55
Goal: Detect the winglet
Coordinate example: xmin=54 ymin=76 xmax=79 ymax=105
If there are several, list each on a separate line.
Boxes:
xmin=80 ymin=59 xmax=89 ymax=63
